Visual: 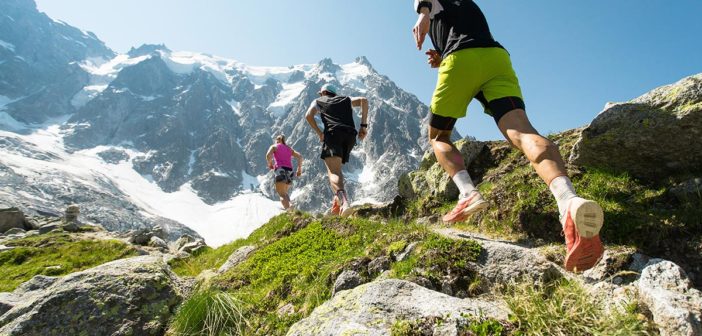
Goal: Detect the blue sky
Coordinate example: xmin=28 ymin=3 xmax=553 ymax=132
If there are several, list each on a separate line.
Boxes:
xmin=36 ymin=0 xmax=701 ymax=140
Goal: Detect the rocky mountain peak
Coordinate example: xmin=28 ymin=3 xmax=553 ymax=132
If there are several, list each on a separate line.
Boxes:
xmin=355 ymin=55 xmax=374 ymax=69
xmin=127 ymin=43 xmax=172 ymax=58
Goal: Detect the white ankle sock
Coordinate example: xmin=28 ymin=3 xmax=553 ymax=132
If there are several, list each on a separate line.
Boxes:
xmin=549 ymin=176 xmax=578 ymax=218
xmin=452 ymin=170 xmax=476 ymax=199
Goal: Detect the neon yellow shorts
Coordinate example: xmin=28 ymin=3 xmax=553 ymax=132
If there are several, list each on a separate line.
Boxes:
xmin=430 ymin=47 xmax=524 ymax=123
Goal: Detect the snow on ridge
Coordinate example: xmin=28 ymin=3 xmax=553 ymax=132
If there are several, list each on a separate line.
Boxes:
xmin=337 ymin=60 xmax=373 ymax=91
xmin=267 ymin=82 xmax=306 ymax=117
xmin=0 ymin=39 xmax=15 ymax=52
xmin=0 ymin=124 xmax=283 ymax=247
xmin=238 ymin=63 xmax=314 ymax=85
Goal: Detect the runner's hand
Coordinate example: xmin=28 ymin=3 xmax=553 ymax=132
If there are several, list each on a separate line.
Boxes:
xmin=268 ymin=163 xmax=274 ymax=170
xmin=318 ymin=133 xmax=324 ymax=142
xmin=413 ymin=10 xmax=430 ymax=50
xmin=426 ymin=49 xmax=442 ymax=68
xmin=358 ymin=128 xmax=367 ymax=141
xmin=296 ymin=168 xmax=302 ymax=177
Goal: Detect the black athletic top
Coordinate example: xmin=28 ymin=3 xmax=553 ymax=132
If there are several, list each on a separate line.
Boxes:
xmin=415 ymin=0 xmax=503 ymax=58
xmin=316 ymin=95 xmax=357 ymax=134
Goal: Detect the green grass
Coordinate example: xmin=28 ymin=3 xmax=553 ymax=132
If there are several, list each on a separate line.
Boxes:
xmin=504 ymin=279 xmax=657 ymax=336
xmin=168 ymin=288 xmax=248 ymax=336
xmin=0 ymin=233 xmax=138 ymax=292
xmin=170 ymin=213 xmax=315 ymax=277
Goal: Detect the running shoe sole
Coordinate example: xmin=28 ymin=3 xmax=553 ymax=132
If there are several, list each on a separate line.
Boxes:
xmin=442 ymin=199 xmax=489 ymax=224
xmin=571 ymin=198 xmax=604 ymax=238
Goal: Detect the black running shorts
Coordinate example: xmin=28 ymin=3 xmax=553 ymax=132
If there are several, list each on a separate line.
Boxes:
xmin=320 ymin=129 xmax=356 ymax=164
xmin=274 ymin=167 xmax=293 ymax=184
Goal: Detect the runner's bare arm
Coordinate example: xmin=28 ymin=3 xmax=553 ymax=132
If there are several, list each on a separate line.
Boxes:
xmin=265 ymin=145 xmax=276 ymax=169
xmin=351 ymin=97 xmax=369 ymax=140
xmin=413 ymin=1 xmax=432 ymax=50
xmin=292 ymin=150 xmax=304 ymax=176
xmin=305 ymin=102 xmax=324 ymax=142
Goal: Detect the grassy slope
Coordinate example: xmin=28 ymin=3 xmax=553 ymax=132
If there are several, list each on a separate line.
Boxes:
xmin=408 ymin=129 xmax=701 ymax=279
xmin=0 ymin=232 xmax=138 ymax=292
xmin=169 ymin=213 xmax=487 ymax=335
xmin=168 ymin=211 xmax=653 ymax=335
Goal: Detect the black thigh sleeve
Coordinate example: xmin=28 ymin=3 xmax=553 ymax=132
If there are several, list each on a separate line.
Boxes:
xmin=429 ymin=113 xmax=457 ymax=131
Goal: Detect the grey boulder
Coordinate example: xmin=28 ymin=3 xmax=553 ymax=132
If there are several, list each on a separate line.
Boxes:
xmin=286 ymin=279 xmax=509 ymax=336
xmin=332 ymin=270 xmax=362 ymax=296
xmin=571 ymin=73 xmax=702 ymax=181
xmin=0 ymin=256 xmax=183 ymax=336
xmin=0 ymin=206 xmax=25 ymax=234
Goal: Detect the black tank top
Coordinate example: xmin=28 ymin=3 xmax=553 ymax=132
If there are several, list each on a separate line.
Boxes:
xmin=316 ymin=96 xmax=356 ymax=134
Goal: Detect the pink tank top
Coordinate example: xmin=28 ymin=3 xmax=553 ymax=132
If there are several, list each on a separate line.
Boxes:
xmin=273 ymin=143 xmax=293 ymax=169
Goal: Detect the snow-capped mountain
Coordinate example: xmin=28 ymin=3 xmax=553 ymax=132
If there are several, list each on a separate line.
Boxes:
xmin=0 ymin=0 xmax=437 ymax=245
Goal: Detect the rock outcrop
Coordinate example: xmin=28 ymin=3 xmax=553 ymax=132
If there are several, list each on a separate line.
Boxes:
xmin=637 ymin=259 xmax=702 ymax=336
xmin=286 ymin=279 xmax=509 ymax=336
xmin=0 ymin=205 xmax=25 ymax=233
xmin=0 ymin=256 xmax=183 ymax=335
xmin=571 ymin=73 xmax=702 ymax=181
xmin=217 ymin=245 xmax=256 ymax=274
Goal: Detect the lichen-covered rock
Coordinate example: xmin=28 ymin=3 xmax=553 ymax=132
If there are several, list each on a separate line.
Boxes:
xmin=0 ymin=206 xmax=25 ymax=234
xmin=0 ymin=256 xmax=183 ymax=336
xmin=148 ymin=236 xmax=168 ymax=250
xmin=0 ymin=275 xmax=57 ymax=316
xmin=435 ymin=228 xmax=563 ymax=285
xmin=217 ymin=245 xmax=255 ymax=274
xmin=174 ymin=234 xmax=196 ymax=252
xmin=286 ymin=279 xmax=509 ymax=336
xmin=571 ymin=73 xmax=702 ymax=181
xmin=637 ymin=259 xmax=702 ymax=336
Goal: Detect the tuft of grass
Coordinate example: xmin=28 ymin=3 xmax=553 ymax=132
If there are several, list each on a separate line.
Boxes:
xmin=503 ymin=279 xmax=656 ymax=336
xmin=0 ymin=233 xmax=138 ymax=292
xmin=168 ymin=289 xmax=248 ymax=336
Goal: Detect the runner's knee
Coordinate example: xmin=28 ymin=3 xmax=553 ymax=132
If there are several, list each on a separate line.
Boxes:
xmin=519 ymin=134 xmax=558 ymax=163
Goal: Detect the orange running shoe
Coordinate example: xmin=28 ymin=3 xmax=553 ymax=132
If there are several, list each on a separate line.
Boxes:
xmin=329 ymin=196 xmax=341 ymax=216
xmin=442 ymin=192 xmax=489 ymax=224
xmin=562 ymin=198 xmax=605 ymax=272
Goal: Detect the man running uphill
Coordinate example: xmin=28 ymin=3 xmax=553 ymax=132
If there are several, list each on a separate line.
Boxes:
xmin=266 ymin=135 xmax=303 ymax=210
xmin=411 ymin=0 xmax=604 ymax=272
xmin=305 ymin=84 xmax=369 ymax=217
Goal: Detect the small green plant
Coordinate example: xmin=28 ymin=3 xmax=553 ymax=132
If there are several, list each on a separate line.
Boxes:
xmin=168 ymin=289 xmax=248 ymax=336
xmin=461 ymin=318 xmax=505 ymax=336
